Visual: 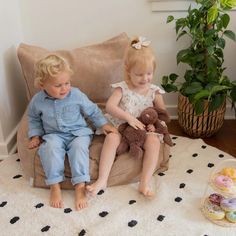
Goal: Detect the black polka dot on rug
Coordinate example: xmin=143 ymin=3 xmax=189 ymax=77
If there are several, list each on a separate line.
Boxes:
xmin=0 ymin=201 xmax=7 ymax=207
xmin=97 ymin=190 xmax=104 ymax=195
xmin=186 ymin=169 xmax=193 ymax=174
xmin=201 ymin=145 xmax=207 ymax=149
xmin=128 ymin=220 xmax=137 ymax=227
xmin=13 ymin=174 xmax=22 ymax=179
xmin=34 ymin=203 xmax=44 ymax=208
xmin=78 ymin=229 xmax=86 ymax=236
xmin=157 ymin=215 xmax=165 ymax=221
xmin=10 ymin=216 xmax=20 ymax=224
xmin=16 ymin=158 xmax=20 ymax=162
xmin=158 ymin=172 xmax=165 ymax=176
xmin=99 ymin=211 xmax=108 ymax=217
xmin=169 ymin=155 xmax=172 ymax=158
xmin=172 ymin=136 xmax=178 ymax=139
xmin=175 ymin=197 xmax=182 ymax=202
xmin=192 ymin=153 xmax=198 ymax=157
xmin=41 ymin=225 xmax=50 ymax=232
xmin=129 ymin=200 xmax=136 ymax=205
xmin=172 ymin=143 xmax=176 ymax=146
xmin=179 ymin=183 xmax=185 ymax=189
xmin=207 ymin=163 xmax=214 ymax=168
xmin=64 ymin=208 xmax=72 ymax=213
xmin=218 ymin=154 xmax=224 ymax=158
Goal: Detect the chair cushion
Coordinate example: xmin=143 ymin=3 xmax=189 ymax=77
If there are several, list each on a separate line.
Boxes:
xmin=17 ymin=33 xmax=129 ymax=104
xmin=16 ymin=33 xmax=170 ymax=189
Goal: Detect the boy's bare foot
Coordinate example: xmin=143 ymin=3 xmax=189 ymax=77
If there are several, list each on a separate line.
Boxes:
xmin=75 ymin=183 xmax=88 ymax=210
xmin=138 ymin=183 xmax=155 ymax=198
xmin=50 ymin=183 xmax=64 ymax=208
xmin=86 ymin=180 xmax=107 ymax=197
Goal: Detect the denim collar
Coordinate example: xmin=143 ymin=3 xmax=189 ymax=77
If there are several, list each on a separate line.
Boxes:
xmin=42 ymin=90 xmax=72 ymax=100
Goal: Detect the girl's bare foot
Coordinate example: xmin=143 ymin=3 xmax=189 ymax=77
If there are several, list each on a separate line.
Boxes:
xmin=86 ymin=180 xmax=107 ymax=197
xmin=138 ymin=182 xmax=155 ymax=198
xmin=50 ymin=183 xmax=64 ymax=208
xmin=75 ymin=183 xmax=88 ymax=210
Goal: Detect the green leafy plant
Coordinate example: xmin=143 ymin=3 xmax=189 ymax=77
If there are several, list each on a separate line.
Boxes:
xmin=161 ymin=0 xmax=236 ymax=115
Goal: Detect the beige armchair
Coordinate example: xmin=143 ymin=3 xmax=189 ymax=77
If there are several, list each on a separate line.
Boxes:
xmin=16 ymin=33 xmax=170 ymax=189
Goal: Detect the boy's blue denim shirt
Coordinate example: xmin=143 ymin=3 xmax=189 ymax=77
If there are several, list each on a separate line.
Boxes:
xmin=28 ymin=87 xmax=107 ymax=138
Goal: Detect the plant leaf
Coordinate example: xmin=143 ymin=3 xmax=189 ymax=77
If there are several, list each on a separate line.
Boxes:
xmin=207 ymin=5 xmax=218 ymax=24
xmin=167 ymin=15 xmax=174 ymax=23
xmin=176 ymin=49 xmax=190 ymax=65
xmin=224 ymin=30 xmax=236 ymax=41
xmin=209 ymin=85 xmax=231 ymax=96
xmin=175 ymin=18 xmax=186 ymax=34
xmin=161 ymin=76 xmax=169 ymax=85
xmin=217 ymin=38 xmax=225 ymax=49
xmin=194 ymin=100 xmax=204 ymax=115
xmin=162 ymin=84 xmax=178 ymax=93
xmin=185 ymin=82 xmax=203 ymax=95
xmin=221 ymin=14 xmax=230 ymax=28
xmin=169 ymin=73 xmax=179 ymax=82
xmin=177 ymin=30 xmax=187 ymax=41
xmin=193 ymin=90 xmax=210 ymax=101
xmin=208 ymin=95 xmax=225 ymax=112
xmin=230 ymin=86 xmax=236 ymax=101
xmin=220 ymin=0 xmax=236 ymax=9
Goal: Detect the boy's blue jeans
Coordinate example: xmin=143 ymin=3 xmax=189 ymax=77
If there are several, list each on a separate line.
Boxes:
xmin=38 ymin=133 xmax=91 ymax=186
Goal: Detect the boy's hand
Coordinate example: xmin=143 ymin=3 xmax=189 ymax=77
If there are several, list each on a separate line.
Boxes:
xmin=28 ymin=136 xmax=41 ymax=149
xmin=101 ymin=123 xmax=118 ymax=135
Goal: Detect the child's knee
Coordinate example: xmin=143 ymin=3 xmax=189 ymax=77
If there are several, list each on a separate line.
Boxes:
xmin=144 ymin=134 xmax=160 ymax=150
xmin=106 ymin=132 xmax=121 ymax=144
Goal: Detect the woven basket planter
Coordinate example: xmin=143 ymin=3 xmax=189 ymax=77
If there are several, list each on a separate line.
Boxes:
xmin=178 ymin=94 xmax=226 ymax=138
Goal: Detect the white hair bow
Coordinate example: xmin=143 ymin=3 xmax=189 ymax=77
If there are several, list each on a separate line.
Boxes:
xmin=131 ymin=36 xmax=151 ymax=50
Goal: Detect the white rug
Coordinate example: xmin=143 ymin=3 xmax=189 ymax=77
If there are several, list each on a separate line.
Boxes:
xmin=0 ymin=136 xmax=236 ymax=236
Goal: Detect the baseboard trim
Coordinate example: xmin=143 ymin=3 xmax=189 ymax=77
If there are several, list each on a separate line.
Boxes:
xmin=0 ymin=125 xmax=18 ymax=159
xmin=167 ymin=105 xmax=235 ymax=120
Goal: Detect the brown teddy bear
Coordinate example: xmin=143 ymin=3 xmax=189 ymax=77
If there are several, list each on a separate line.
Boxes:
xmin=116 ymin=107 xmax=173 ymax=159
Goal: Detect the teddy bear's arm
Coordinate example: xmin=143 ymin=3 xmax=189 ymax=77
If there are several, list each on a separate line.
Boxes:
xmin=118 ymin=123 xmax=129 ymax=134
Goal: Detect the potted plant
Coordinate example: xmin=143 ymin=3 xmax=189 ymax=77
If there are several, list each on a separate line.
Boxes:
xmin=161 ymin=0 xmax=236 ymax=137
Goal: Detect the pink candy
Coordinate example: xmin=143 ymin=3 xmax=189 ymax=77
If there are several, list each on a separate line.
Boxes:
xmin=214 ymin=175 xmax=233 ymax=189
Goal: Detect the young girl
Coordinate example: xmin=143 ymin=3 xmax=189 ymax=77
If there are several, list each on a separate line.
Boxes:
xmin=28 ymin=54 xmax=117 ymax=210
xmin=87 ymin=36 xmax=168 ymax=197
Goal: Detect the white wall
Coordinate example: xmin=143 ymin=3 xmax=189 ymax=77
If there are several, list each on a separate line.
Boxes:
xmin=0 ymin=0 xmax=236 ymax=156
xmin=0 ymin=0 xmax=27 ymax=157
xmin=18 ymin=0 xmax=236 ymax=116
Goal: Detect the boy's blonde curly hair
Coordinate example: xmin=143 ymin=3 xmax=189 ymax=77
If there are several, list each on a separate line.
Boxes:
xmin=34 ymin=54 xmax=73 ymax=88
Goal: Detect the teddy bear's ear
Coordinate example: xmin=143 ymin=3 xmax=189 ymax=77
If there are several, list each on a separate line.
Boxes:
xmin=154 ymin=107 xmax=171 ymax=123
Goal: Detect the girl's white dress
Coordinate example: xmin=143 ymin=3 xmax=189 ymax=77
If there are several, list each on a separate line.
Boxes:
xmin=105 ymin=81 xmax=165 ymax=128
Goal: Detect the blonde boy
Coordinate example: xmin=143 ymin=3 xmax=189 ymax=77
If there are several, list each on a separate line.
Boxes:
xmin=28 ymin=54 xmax=116 ymax=210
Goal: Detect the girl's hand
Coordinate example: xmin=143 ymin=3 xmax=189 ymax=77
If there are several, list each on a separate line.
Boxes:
xmin=102 ymin=123 xmax=118 ymax=135
xmin=28 ymin=136 xmax=41 ymax=149
xmin=147 ymin=124 xmax=156 ymax=132
xmin=127 ymin=116 xmax=145 ymax=130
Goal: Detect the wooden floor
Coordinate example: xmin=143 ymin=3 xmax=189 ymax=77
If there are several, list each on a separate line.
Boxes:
xmin=168 ymin=120 xmax=236 ymax=158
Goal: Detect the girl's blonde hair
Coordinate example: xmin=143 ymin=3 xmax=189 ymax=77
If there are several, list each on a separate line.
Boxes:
xmin=124 ymin=37 xmax=156 ymax=83
xmin=34 ymin=54 xmax=73 ymax=88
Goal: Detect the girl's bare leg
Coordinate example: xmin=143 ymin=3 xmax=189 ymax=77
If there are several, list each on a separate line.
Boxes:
xmin=50 ymin=183 xmax=64 ymax=208
xmin=86 ymin=133 xmax=121 ymax=196
xmin=75 ymin=182 xmax=88 ymax=210
xmin=138 ymin=134 xmax=160 ymax=198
